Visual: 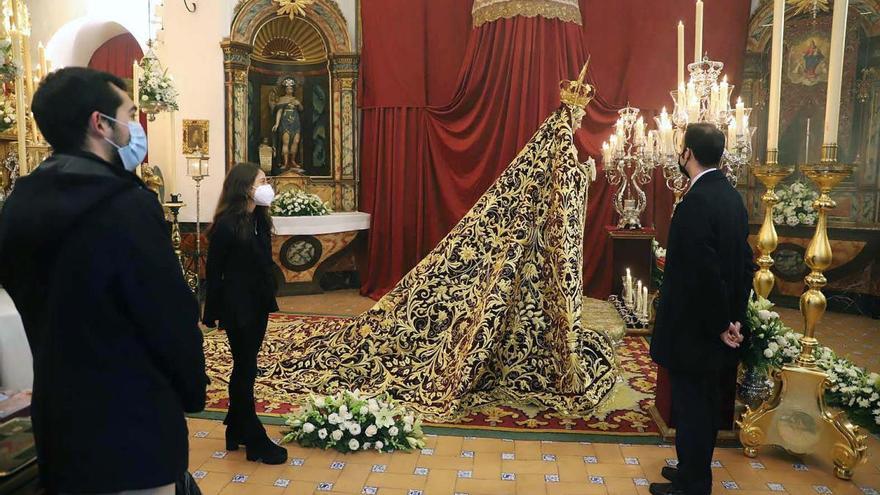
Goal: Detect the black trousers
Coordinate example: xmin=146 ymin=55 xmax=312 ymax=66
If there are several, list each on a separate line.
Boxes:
xmin=670 ymin=369 xmax=721 ymax=495
xmin=224 ymin=313 xmax=269 ymax=440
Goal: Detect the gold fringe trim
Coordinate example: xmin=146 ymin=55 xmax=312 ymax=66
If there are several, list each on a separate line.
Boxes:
xmin=472 ymin=0 xmax=582 ymax=28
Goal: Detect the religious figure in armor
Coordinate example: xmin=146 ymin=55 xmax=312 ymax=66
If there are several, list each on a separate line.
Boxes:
xmin=270 ymin=77 xmax=304 ymax=174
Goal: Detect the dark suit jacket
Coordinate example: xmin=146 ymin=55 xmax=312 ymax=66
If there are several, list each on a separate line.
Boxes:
xmin=650 ymin=169 xmax=756 ymax=373
xmin=202 ymin=213 xmax=279 ymax=330
xmin=0 ymin=152 xmax=207 ymax=493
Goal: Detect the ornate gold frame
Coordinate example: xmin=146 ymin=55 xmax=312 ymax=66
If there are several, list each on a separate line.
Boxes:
xmin=223 ymin=0 xmax=360 ymax=211
xmin=182 ymin=119 xmax=209 ymax=156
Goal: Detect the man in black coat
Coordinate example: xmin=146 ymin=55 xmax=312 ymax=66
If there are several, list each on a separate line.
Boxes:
xmin=649 ymin=123 xmax=756 ymax=495
xmin=0 ymin=67 xmax=208 ymax=494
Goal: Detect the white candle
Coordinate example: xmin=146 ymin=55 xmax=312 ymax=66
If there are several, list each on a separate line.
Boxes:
xmin=677 ymin=83 xmax=687 ymax=116
xmin=695 ymin=0 xmax=704 ymax=63
xmin=710 ymin=83 xmax=720 ymax=118
xmin=636 ymin=280 xmax=643 ymax=311
xmin=727 ymin=118 xmax=737 ymax=151
xmin=602 ymin=141 xmax=610 ymax=164
xmin=767 ymin=0 xmax=785 ymax=155
xmin=647 ymin=130 xmax=655 ymax=155
xmin=823 ymin=0 xmax=849 ymax=147
xmin=133 ymin=59 xmax=140 ymax=110
xmin=642 ymin=286 xmax=649 ymax=318
xmin=735 ymin=97 xmax=745 ymax=129
xmin=677 ymin=21 xmax=685 ymax=88
xmin=635 ymin=116 xmax=645 ymax=144
xmin=719 ymin=76 xmax=729 ymax=113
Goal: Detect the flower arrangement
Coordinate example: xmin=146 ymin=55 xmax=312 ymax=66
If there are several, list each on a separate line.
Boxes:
xmin=744 ymin=295 xmax=880 ymax=431
xmin=281 ymin=391 xmax=426 ymax=454
xmin=271 ymin=188 xmax=332 ymax=216
xmin=0 ymin=39 xmax=20 ymax=83
xmin=773 ymin=180 xmax=818 ymax=227
xmin=651 ymin=239 xmax=666 ymax=289
xmin=0 ymin=93 xmax=16 ymax=133
xmin=138 ymin=52 xmax=179 ymax=114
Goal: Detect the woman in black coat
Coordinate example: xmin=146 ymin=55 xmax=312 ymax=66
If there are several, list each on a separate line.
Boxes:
xmin=202 ymin=163 xmax=287 ymax=464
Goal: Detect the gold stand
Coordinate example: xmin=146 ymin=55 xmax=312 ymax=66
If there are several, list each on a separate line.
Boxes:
xmin=163 ymin=198 xmax=198 ymax=293
xmin=737 ymin=152 xmax=867 ymax=480
xmin=750 ymin=153 xmax=793 ymax=298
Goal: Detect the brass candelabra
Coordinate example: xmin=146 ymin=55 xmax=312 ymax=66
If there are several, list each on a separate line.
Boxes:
xmin=738 ymin=150 xmax=867 ymax=479
xmin=750 ymin=155 xmax=793 ymax=299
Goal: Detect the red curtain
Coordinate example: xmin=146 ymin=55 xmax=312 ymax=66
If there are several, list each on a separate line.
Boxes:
xmin=359 ymin=0 xmax=751 ymax=300
xmin=88 ymin=33 xmax=149 ymax=139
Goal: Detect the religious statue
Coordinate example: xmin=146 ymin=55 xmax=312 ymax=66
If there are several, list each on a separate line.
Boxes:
xmin=269 ymin=77 xmax=304 ymax=174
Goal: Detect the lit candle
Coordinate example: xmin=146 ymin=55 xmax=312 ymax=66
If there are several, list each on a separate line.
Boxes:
xmin=677 ymin=21 xmax=685 ymax=88
xmin=735 ymin=97 xmax=745 ymax=129
xmin=602 ymin=141 xmax=610 ymax=164
xmin=823 ymin=0 xmax=849 ymax=148
xmin=694 ymin=0 xmax=704 ymax=63
xmin=609 ymin=135 xmax=618 ymax=157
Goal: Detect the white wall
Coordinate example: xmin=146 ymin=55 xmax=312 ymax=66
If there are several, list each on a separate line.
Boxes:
xmin=25 ymin=0 xmax=357 ymax=223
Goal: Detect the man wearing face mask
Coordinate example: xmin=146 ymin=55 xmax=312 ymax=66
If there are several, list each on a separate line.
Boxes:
xmin=649 ymin=123 xmax=756 ymax=495
xmin=0 ymin=67 xmax=207 ymax=494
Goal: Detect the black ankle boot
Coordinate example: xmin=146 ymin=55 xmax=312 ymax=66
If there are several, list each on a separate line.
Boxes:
xmin=244 ymin=434 xmax=288 ymax=465
xmin=225 ymin=424 xmax=244 ymax=451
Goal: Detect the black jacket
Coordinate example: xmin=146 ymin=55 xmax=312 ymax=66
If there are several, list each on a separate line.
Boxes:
xmin=0 ymin=152 xmax=208 ymax=493
xmin=202 ymin=212 xmax=279 ymax=329
xmin=650 ymin=170 xmax=756 ymax=373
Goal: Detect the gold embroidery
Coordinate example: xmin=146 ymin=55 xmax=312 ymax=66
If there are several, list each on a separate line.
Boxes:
xmin=204 ymin=105 xmax=618 ymax=423
xmin=472 ymin=0 xmax=582 ymax=28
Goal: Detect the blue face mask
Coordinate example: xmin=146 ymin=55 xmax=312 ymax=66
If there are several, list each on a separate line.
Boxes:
xmin=100 ymin=113 xmax=147 ymax=172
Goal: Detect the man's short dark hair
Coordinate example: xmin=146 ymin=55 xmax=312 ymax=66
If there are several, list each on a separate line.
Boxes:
xmin=32 ymin=67 xmax=127 ymax=153
xmin=683 ymin=123 xmax=726 ymax=167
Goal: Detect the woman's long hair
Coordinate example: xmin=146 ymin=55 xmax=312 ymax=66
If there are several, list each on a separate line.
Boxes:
xmin=208 ymin=163 xmax=273 ymax=240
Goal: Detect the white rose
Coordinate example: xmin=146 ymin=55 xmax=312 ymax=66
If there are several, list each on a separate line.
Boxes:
xmin=365 ymin=424 xmax=378 ymax=437
xmin=363 ymin=442 xmax=371 ymax=450
xmin=331 ymin=429 xmax=344 ymax=441
xmin=303 ymin=422 xmax=315 ymax=433
xmin=375 ymin=440 xmax=384 ymax=450
xmin=349 ymin=423 xmax=362 ymax=436
xmin=328 ymin=413 xmax=340 ymax=424
xmin=768 ymin=342 xmax=779 ymax=352
xmin=318 ymin=428 xmax=328 ymax=439
xmin=348 ymin=438 xmax=360 ymax=450
xmin=388 ymin=426 xmax=399 ymax=437
xmin=764 ymin=348 xmax=774 ymax=358
xmin=757 ymin=310 xmax=773 ymax=322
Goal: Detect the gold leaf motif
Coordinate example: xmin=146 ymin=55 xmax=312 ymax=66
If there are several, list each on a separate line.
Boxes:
xmin=275 ymin=0 xmax=315 ymax=19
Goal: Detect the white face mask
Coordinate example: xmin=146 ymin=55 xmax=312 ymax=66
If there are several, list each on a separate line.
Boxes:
xmin=253 ymin=184 xmax=275 ymax=206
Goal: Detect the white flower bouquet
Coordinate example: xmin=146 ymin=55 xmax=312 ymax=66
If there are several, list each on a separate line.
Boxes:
xmin=138 ymin=54 xmax=179 ymax=112
xmin=773 ymin=180 xmax=818 ymax=227
xmin=271 ymin=189 xmax=332 ymax=216
xmin=744 ymin=295 xmax=880 ymax=430
xmin=0 ymin=94 xmax=16 ymax=133
xmin=0 ymin=39 xmax=19 ymax=83
xmin=281 ymin=390 xmax=427 ymax=453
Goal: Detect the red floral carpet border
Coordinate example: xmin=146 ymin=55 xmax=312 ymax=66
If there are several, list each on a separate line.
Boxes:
xmin=203 ymin=313 xmax=659 ymax=436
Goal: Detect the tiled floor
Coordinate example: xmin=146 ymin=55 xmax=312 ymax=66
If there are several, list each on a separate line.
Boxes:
xmin=187 ymin=289 xmax=880 ymax=495
xmin=187 ymin=418 xmax=880 ymax=495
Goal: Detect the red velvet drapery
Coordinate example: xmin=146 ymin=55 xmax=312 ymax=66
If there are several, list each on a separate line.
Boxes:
xmin=88 ymin=33 xmax=149 ymax=140
xmin=359 ymin=0 xmax=751 ymax=300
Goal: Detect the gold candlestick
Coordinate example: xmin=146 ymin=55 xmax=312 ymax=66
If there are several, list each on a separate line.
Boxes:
xmin=750 ymin=161 xmax=792 ymax=298
xmin=738 ymin=157 xmax=867 ymax=480
xmin=163 ymin=197 xmax=198 ymax=292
